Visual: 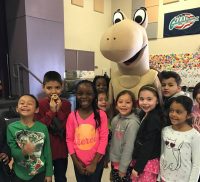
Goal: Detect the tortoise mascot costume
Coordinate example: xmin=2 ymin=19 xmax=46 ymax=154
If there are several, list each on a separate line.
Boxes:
xmin=100 ymin=7 xmax=161 ymax=102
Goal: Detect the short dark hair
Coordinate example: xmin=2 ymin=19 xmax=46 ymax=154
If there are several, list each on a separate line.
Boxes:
xmin=43 ymin=71 xmax=62 ymax=85
xmin=18 ymin=94 xmax=39 ymax=108
xmin=160 ymin=71 xmax=182 ymax=86
xmin=193 ymin=82 xmax=200 ymax=100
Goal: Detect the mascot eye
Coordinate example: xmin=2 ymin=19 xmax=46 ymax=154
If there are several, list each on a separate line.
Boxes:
xmin=113 ymin=10 xmax=124 ymax=24
xmin=133 ymin=7 xmax=147 ymax=25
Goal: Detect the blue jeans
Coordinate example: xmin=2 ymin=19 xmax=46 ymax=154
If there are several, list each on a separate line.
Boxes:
xmin=74 ymin=158 xmax=104 ymax=182
xmin=53 ymin=158 xmax=68 ymax=182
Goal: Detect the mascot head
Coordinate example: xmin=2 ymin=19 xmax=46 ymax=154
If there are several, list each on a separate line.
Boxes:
xmin=100 ymin=7 xmax=149 ymax=76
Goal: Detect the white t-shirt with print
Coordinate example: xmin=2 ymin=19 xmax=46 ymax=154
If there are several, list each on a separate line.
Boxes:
xmin=160 ymin=126 xmax=200 ymax=182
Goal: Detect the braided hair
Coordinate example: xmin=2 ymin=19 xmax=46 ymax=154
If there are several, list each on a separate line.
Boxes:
xmin=75 ymin=80 xmax=101 ymax=128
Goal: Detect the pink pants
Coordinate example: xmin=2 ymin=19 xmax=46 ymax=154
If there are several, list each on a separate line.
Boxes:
xmin=131 ymin=158 xmax=159 ymax=182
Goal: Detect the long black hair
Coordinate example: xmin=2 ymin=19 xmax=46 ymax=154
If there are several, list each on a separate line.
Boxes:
xmin=75 ymin=80 xmax=101 ymax=128
xmin=170 ymin=95 xmax=193 ymax=125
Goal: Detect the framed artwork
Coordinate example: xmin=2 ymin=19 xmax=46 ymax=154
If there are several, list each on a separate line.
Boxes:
xmin=94 ymin=0 xmax=104 ymax=13
xmin=71 ymin=0 xmax=83 ymax=7
xmin=147 ymin=6 xmax=159 ymax=23
xmin=163 ymin=0 xmax=179 ymax=5
xmin=145 ymin=0 xmax=159 ymax=7
xmin=150 ymin=53 xmax=200 ymax=87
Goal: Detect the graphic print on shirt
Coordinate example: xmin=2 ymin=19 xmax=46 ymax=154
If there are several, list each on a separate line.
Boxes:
xmin=114 ymin=121 xmax=124 ymax=139
xmin=161 ymin=138 xmax=183 ymax=171
xmin=75 ymin=124 xmax=98 ymax=150
xmin=16 ymin=130 xmax=45 ymax=175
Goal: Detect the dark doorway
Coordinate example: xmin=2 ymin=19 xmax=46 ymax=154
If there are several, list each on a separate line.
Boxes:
xmin=0 ymin=0 xmax=11 ymax=99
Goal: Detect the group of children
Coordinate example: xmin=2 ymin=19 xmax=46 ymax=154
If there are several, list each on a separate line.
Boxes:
xmin=0 ymin=70 xmax=200 ymax=182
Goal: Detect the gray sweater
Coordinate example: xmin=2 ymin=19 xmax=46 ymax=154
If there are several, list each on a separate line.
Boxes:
xmin=110 ymin=112 xmax=140 ymax=173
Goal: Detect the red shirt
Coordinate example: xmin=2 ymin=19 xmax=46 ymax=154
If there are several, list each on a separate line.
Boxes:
xmin=35 ymin=97 xmax=71 ymax=160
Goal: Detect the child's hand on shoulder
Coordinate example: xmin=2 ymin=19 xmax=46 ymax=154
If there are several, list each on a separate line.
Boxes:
xmin=50 ymin=94 xmax=62 ymax=112
xmin=44 ymin=176 xmax=52 ymax=182
xmin=22 ymin=142 xmax=35 ymax=155
xmin=0 ymin=153 xmax=10 ymax=165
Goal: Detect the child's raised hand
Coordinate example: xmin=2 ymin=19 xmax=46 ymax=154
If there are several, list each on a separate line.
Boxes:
xmin=22 ymin=142 xmax=35 ymax=155
xmin=0 ymin=153 xmax=10 ymax=165
xmin=50 ymin=94 xmax=62 ymax=112
xmin=55 ymin=98 xmax=62 ymax=111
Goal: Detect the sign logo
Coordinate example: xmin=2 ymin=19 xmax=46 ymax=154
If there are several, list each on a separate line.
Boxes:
xmin=169 ymin=13 xmax=199 ymax=30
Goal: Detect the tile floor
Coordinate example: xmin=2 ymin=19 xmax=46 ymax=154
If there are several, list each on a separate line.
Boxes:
xmin=53 ymin=157 xmax=111 ymax=182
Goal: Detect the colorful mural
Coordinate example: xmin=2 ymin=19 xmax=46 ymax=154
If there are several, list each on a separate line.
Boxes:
xmin=150 ymin=52 xmax=200 ymax=87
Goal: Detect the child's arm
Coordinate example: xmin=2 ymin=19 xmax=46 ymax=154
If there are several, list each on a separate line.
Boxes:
xmin=0 ymin=118 xmax=10 ymax=164
xmin=34 ymin=99 xmax=56 ymax=126
xmin=189 ymin=132 xmax=200 ymax=182
xmin=131 ymin=169 xmax=139 ymax=178
xmin=157 ymin=129 xmax=165 ymax=182
xmin=119 ymin=118 xmax=140 ymax=175
xmin=0 ymin=153 xmax=9 ymax=165
xmin=43 ymin=126 xmax=53 ymax=178
xmin=133 ymin=117 xmax=161 ymax=174
xmin=96 ymin=111 xmax=109 ymax=155
xmin=84 ymin=111 xmax=108 ymax=174
xmin=85 ymin=153 xmax=102 ymax=175
xmin=7 ymin=125 xmax=26 ymax=161
xmin=66 ymin=112 xmax=76 ymax=154
xmin=66 ymin=112 xmax=86 ymax=174
xmin=56 ymin=99 xmax=71 ymax=127
xmin=35 ymin=99 xmax=71 ymax=127
xmin=49 ymin=95 xmax=59 ymax=113
xmin=71 ymin=153 xmax=86 ymax=174
xmin=21 ymin=142 xmax=35 ymax=155
xmin=44 ymin=176 xmax=52 ymax=182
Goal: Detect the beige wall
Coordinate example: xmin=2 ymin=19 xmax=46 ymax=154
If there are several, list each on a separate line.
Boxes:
xmin=64 ymin=0 xmax=112 ymax=75
xmin=111 ymin=0 xmax=133 ymax=18
xmin=64 ymin=0 xmax=200 ymax=75
xmin=150 ymin=0 xmax=200 ymax=54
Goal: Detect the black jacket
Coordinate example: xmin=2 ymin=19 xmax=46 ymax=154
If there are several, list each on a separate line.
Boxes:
xmin=0 ymin=116 xmax=11 ymax=181
xmin=132 ymin=108 xmax=162 ymax=174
